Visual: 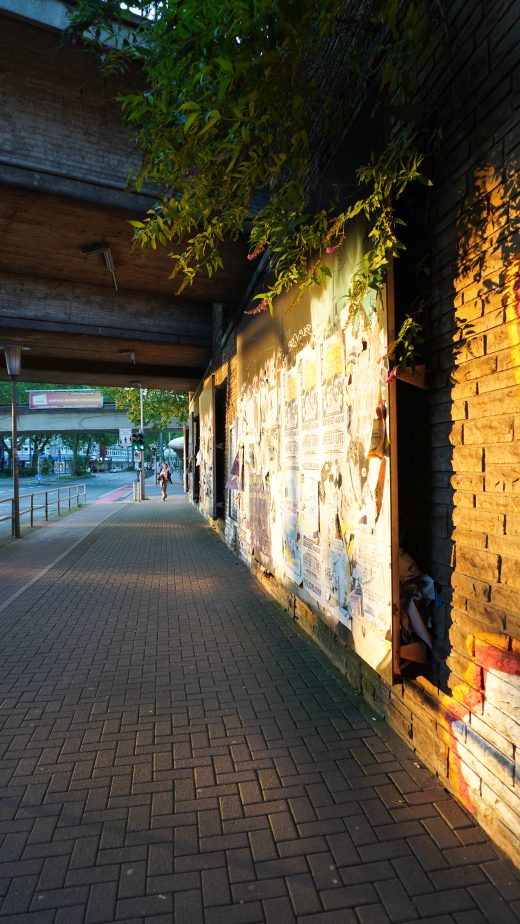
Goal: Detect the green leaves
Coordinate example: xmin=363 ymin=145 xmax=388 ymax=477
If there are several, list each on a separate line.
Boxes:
xmin=67 ymin=0 xmax=435 ymax=349
xmin=110 ymin=387 xmax=188 ymax=429
xmin=386 ymin=315 xmax=425 ymax=373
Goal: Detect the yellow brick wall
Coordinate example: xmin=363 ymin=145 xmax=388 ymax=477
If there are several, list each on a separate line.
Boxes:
xmin=387 ymin=0 xmax=520 ymax=864
xmin=197 ymin=0 xmax=520 ymax=867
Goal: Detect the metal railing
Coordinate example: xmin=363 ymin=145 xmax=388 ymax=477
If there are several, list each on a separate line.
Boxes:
xmin=0 ymin=483 xmax=87 ymax=536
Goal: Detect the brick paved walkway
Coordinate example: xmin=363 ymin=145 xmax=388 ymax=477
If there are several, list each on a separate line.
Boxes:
xmin=0 ymin=493 xmax=519 ymax=923
xmin=0 ymin=503 xmax=120 ymax=612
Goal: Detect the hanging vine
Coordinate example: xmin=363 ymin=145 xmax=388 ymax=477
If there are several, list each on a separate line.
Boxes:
xmin=68 ymin=0 xmax=437 ymax=365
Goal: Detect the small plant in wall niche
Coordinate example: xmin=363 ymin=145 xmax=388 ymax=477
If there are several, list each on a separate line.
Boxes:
xmin=386 ymin=315 xmax=426 ymax=386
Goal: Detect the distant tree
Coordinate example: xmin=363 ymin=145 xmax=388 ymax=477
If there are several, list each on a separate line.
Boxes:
xmin=102 ymin=387 xmax=188 ymax=430
xmin=60 ymin=430 xmax=119 ymax=475
xmin=0 ymin=382 xmax=107 ymax=474
xmin=0 ymin=382 xmax=59 ymax=474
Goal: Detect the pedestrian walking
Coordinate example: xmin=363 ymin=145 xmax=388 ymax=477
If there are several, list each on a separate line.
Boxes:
xmin=158 ymin=462 xmax=171 ymax=501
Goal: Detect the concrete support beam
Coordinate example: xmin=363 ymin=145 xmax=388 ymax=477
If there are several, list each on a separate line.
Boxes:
xmin=0 ymin=404 xmax=180 ymax=433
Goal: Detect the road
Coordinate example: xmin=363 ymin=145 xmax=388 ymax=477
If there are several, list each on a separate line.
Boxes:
xmin=0 ymin=469 xmax=182 ymax=541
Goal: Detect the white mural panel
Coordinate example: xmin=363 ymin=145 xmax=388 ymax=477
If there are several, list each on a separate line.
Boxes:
xmin=227 ymin=224 xmax=393 ymax=678
xmin=198 ymin=376 xmax=215 ymax=518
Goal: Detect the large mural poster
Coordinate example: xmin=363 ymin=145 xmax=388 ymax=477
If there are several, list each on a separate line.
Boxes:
xmin=230 ymin=224 xmax=393 ymax=679
xmin=198 ymin=376 xmax=216 ymax=519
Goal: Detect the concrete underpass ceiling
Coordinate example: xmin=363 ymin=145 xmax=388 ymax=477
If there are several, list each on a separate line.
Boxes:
xmin=0 ymin=5 xmax=255 ymax=391
xmin=0 ymin=187 xmax=253 ymax=391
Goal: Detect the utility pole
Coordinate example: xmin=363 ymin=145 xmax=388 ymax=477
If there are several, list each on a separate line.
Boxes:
xmin=152 ymin=444 xmax=158 ymax=484
xmin=139 ymin=386 xmax=145 ymax=500
xmin=130 ymin=381 xmax=146 ymax=500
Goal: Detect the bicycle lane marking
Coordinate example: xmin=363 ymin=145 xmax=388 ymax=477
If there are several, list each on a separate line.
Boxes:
xmin=93 ymin=484 xmax=135 ymax=503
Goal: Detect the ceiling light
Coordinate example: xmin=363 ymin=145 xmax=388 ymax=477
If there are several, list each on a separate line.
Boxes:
xmin=82 ymin=242 xmax=118 ymax=290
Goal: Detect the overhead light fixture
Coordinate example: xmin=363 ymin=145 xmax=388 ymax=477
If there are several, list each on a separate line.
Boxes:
xmin=82 ymin=242 xmax=118 ymax=291
xmin=118 ymin=350 xmax=136 ymax=364
xmin=0 ymin=344 xmax=31 ymax=378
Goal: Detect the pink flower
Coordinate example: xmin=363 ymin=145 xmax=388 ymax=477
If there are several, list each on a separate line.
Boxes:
xmin=244 ymin=298 xmax=269 ymax=315
xmin=386 ymin=369 xmax=395 ymax=383
xmin=247 ymin=242 xmax=265 ymax=262
xmin=325 ymin=236 xmax=344 ymax=256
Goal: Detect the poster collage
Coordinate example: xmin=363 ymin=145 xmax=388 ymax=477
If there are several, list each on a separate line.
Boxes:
xmin=198 ymin=379 xmax=215 ymax=519
xmin=228 ymin=240 xmax=394 ymax=676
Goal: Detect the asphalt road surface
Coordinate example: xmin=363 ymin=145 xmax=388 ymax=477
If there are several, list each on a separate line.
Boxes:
xmin=0 ymin=470 xmax=182 ymax=540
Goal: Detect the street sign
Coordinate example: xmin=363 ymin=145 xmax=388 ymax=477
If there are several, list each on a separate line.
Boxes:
xmin=119 ymin=428 xmax=132 ymax=445
xmin=29 ymin=390 xmax=103 ymax=409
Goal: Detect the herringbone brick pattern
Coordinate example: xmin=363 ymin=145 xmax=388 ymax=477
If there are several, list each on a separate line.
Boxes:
xmin=0 ymin=496 xmax=519 ymax=923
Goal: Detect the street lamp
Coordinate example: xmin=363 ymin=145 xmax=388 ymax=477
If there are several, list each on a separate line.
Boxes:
xmin=1 ymin=345 xmax=25 ymax=538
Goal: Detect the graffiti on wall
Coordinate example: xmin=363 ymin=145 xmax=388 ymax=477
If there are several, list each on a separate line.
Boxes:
xmin=440 ymin=634 xmax=520 ymax=815
xmin=230 ymin=225 xmax=394 ymax=677
xmin=198 ymin=376 xmax=215 ymax=518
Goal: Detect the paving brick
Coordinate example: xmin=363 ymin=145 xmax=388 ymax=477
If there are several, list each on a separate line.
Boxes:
xmin=326 ymin=831 xmax=359 ymax=867
xmin=248 ymin=828 xmax=277 ymax=862
xmin=117 ymin=893 xmax=174 ymax=917
xmin=202 ymin=866 xmax=232 ymax=906
xmin=220 ymin=794 xmax=244 ymax=821
xmin=175 ymin=851 xmax=226 ymax=873
xmin=223 ymin=816 xmax=269 ymax=835
xmin=0 ymin=496 xmax=518 ymax=923
xmin=278 ymin=835 xmax=328 ymax=858
xmin=414 ymin=888 xmax=476 ymax=916
xmin=407 ymin=835 xmax=447 ymax=871
xmin=85 ymin=879 xmax=118 ymax=923
xmin=262 ymin=895 xmax=296 ymax=923
xmin=147 ymin=871 xmax=200 ymax=893
xmin=269 ymin=811 xmax=298 ymax=842
xmin=390 ymin=856 xmax=435 ymax=896
xmin=468 ymin=883 xmax=520 ymax=923
xmin=286 ymin=873 xmax=322 ymax=915
xmin=346 ymin=812 xmax=378 ymax=846
xmin=55 ymin=906 xmax=87 ymax=924
xmin=1 ymin=875 xmax=38 ymax=915
xmin=174 ymin=888 xmax=204 ymax=923
xmin=321 ymin=882 xmax=378 ymax=909
xmin=453 ymin=911 xmax=488 ymax=924
xmin=433 ymin=800 xmax=474 ymax=830
xmin=255 ymin=856 xmax=308 ymax=879
xmin=226 ymin=847 xmax=256 ymax=883
xmin=374 ymin=878 xmax=418 ymax=922
xmin=29 ymin=885 xmax=89 ymax=911
xmin=422 ymin=815 xmax=463 ymax=849
xmin=443 ymin=844 xmax=499 ymax=866
xmin=232 ymin=878 xmax=286 ymax=902
xmin=483 ymin=860 xmax=520 ymax=902
xmin=429 ymin=865 xmax=488 ymax=891
xmin=205 ymin=901 xmax=263 ymax=923
xmin=355 ymin=905 xmax=392 ymax=924
xmin=288 ymin=796 xmax=317 ymax=824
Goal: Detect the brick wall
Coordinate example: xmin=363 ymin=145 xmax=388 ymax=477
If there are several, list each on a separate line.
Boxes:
xmin=194 ymin=0 xmax=520 ymax=865
xmin=391 ymin=0 xmax=520 ymax=863
xmin=0 ymin=17 xmax=139 ymax=188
